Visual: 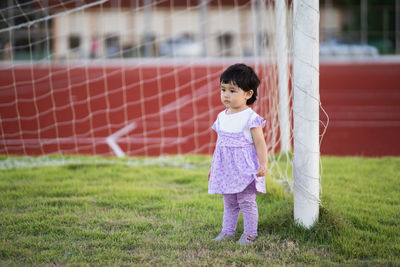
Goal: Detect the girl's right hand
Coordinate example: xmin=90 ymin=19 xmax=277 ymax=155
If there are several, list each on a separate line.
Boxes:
xmin=256 ymin=164 xmax=268 ymax=177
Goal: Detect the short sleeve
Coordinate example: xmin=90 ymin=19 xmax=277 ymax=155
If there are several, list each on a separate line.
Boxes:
xmin=249 ymin=114 xmax=266 ymax=129
xmin=211 ymin=118 xmax=218 ymax=131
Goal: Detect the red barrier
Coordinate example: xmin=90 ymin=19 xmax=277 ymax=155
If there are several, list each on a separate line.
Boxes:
xmin=1 ymin=60 xmax=399 ymax=157
xmin=319 ymin=60 xmax=400 ymax=156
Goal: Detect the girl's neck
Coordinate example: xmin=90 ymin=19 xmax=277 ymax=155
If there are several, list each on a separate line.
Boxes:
xmin=226 ymin=106 xmax=249 ymax=115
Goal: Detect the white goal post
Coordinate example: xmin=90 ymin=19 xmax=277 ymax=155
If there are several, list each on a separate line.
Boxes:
xmin=292 ymin=0 xmax=320 ymax=228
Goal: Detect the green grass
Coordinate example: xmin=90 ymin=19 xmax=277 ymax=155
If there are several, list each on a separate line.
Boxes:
xmin=0 ymin=155 xmax=399 ymax=266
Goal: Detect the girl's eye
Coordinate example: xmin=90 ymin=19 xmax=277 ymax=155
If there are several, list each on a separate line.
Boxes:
xmin=230 ymin=90 xmax=236 ymax=93
xmin=221 ymin=88 xmax=225 ymax=92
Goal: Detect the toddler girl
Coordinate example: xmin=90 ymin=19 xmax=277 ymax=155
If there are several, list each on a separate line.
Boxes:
xmin=208 ymin=63 xmax=268 ymax=245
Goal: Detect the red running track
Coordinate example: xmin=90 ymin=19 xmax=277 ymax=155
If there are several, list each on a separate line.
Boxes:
xmin=319 ymin=59 xmax=400 ymax=156
xmin=0 ymin=60 xmax=399 ymax=157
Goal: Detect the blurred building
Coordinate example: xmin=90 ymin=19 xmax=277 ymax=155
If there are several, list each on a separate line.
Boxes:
xmin=52 ymin=1 xmax=277 ymax=59
xmin=0 ymin=0 xmax=398 ymax=60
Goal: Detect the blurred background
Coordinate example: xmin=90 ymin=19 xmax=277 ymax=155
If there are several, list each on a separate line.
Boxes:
xmin=0 ymin=0 xmax=399 ymax=159
xmin=0 ymin=0 xmax=399 ymax=60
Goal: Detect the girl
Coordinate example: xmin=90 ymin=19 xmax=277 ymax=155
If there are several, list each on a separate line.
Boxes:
xmin=208 ymin=63 xmax=268 ymax=245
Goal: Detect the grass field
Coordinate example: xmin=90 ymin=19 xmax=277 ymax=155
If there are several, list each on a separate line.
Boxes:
xmin=0 ymin=155 xmax=399 ymax=266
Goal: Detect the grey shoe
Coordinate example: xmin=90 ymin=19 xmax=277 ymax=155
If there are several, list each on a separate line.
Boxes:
xmin=212 ymin=232 xmax=232 ymax=242
xmin=238 ymin=233 xmax=256 ymax=245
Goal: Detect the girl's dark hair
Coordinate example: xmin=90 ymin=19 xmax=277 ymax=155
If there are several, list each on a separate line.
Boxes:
xmin=220 ymin=63 xmax=260 ymax=105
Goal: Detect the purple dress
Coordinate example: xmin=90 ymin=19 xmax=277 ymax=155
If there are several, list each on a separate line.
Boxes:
xmin=208 ymin=110 xmax=266 ymax=194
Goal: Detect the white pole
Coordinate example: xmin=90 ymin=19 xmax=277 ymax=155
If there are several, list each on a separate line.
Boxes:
xmin=275 ymin=0 xmax=291 ymax=153
xmin=143 ymin=0 xmax=153 ymax=57
xmin=252 ymin=0 xmax=264 ymax=57
xmin=292 ymin=0 xmax=320 ymax=228
xmin=258 ymin=0 xmax=266 ymax=57
xmin=199 ymin=0 xmax=208 ymax=57
xmin=251 ymin=0 xmax=258 ymax=57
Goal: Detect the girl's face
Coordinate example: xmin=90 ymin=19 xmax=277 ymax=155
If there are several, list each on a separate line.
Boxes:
xmin=220 ymin=82 xmax=253 ymax=113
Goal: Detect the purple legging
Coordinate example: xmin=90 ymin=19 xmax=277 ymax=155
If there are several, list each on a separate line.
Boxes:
xmin=221 ymin=188 xmax=258 ymax=236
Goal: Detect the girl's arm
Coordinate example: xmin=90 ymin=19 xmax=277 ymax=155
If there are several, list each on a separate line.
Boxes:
xmin=251 ymin=126 xmax=268 ymax=177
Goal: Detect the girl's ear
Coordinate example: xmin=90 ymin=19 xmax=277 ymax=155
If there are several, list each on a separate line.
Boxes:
xmin=245 ymin=90 xmax=254 ymax=100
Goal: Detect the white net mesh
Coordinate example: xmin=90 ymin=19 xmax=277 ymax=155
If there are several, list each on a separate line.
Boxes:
xmin=0 ymin=0 xmax=297 ymax=186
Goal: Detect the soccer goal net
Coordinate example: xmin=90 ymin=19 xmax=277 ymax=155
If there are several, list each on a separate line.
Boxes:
xmin=0 ymin=0 xmax=302 ymax=185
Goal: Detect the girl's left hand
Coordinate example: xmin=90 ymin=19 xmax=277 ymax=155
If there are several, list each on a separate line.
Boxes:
xmin=256 ymin=164 xmax=267 ymax=177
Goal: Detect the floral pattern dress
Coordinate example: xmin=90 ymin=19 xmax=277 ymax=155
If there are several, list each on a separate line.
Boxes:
xmin=208 ymin=109 xmax=266 ymax=194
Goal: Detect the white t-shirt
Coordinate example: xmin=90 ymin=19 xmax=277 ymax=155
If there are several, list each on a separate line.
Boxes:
xmin=213 ymin=108 xmax=262 ymax=143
